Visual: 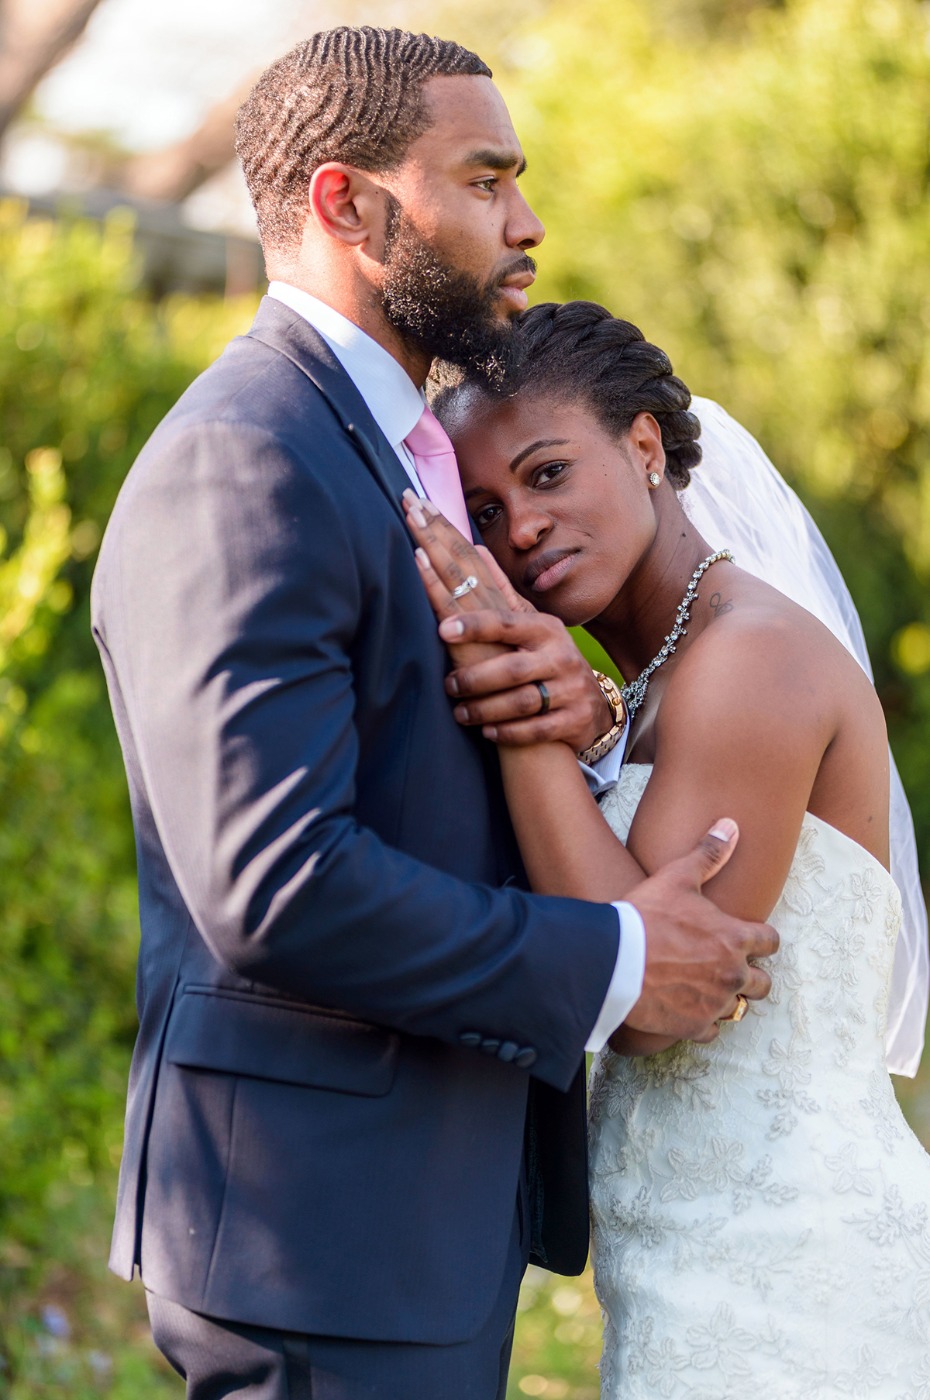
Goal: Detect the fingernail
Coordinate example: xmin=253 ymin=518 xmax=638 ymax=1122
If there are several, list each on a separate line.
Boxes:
xmin=411 ymin=506 xmax=427 ymax=528
xmin=455 ymin=705 xmax=470 ymax=722
xmin=415 ymin=547 xmax=431 ymax=570
xmin=446 ymin=675 xmax=460 ymax=696
xmin=440 ymin=618 xmax=464 ymax=639
xmin=402 ymin=488 xmax=417 ymax=506
xmin=483 ymin=726 xmax=498 ymax=741
xmin=709 ymin=818 xmax=738 ymax=842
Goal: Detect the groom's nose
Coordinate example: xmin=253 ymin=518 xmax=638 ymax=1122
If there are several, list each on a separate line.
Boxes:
xmin=506 ymin=189 xmax=545 ymax=250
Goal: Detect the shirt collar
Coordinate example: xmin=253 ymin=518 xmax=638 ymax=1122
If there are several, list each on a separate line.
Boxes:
xmin=268 ymin=282 xmax=425 ymax=448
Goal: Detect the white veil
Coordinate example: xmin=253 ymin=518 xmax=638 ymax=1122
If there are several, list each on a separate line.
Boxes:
xmin=685 ymin=397 xmax=928 ymax=1077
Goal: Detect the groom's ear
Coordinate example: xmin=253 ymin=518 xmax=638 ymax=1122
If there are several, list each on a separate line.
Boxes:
xmin=308 ymin=164 xmax=385 ymax=249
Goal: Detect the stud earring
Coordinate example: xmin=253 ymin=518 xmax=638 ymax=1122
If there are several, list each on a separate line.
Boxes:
xmin=648 ymin=471 xmax=662 ymax=488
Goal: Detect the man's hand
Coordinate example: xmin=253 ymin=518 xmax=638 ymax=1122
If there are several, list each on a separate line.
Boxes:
xmin=621 ymin=819 xmax=780 ymax=1045
xmin=438 ymin=609 xmax=615 ymax=752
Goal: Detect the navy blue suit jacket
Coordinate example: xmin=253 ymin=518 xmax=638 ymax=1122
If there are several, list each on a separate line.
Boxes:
xmin=91 ymin=297 xmax=620 ymax=1344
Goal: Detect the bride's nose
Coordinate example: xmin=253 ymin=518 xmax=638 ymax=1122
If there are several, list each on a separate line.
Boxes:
xmin=508 ymin=501 xmax=552 ymax=552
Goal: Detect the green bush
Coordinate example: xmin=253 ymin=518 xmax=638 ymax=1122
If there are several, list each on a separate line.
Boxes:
xmin=505 ymin=0 xmax=930 ymax=863
xmin=0 ymin=200 xmax=255 ymax=1385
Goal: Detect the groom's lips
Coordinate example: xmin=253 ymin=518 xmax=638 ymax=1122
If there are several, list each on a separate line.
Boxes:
xmin=524 ymin=548 xmax=577 ymax=594
xmin=497 ymin=268 xmax=536 ymax=313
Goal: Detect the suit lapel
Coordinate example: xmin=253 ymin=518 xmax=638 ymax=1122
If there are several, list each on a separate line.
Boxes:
xmin=247 ymin=296 xmax=412 ymax=528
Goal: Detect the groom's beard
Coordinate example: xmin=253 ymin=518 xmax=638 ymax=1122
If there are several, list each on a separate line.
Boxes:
xmin=380 ymin=195 xmax=532 ymax=386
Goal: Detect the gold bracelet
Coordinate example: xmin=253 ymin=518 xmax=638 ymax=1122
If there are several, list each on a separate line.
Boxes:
xmin=578 ymin=671 xmax=627 ymax=765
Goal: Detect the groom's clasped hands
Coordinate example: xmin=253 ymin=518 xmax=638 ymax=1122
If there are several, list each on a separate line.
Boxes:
xmin=403 ymin=491 xmax=780 ymax=1047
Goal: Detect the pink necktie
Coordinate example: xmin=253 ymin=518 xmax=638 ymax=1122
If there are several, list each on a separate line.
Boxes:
xmin=403 ymin=404 xmax=473 ymax=540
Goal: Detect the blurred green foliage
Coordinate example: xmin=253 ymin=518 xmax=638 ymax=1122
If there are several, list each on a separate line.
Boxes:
xmin=505 ymin=0 xmax=930 ymax=858
xmin=2 ymin=0 xmax=929 ymax=1393
xmin=0 ymin=201 xmax=255 ymax=1390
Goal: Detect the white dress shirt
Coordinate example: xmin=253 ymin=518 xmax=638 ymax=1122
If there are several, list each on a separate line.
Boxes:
xmin=268 ymin=282 xmax=646 ymax=1050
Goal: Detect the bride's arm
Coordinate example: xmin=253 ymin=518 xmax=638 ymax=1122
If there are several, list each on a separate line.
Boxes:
xmin=494 ymin=739 xmax=646 ymax=900
xmin=403 ymin=498 xmax=648 ymax=899
xmin=510 ymin=611 xmax=841 ymax=929
xmin=425 ymin=509 xmax=846 ymax=928
xmin=406 ymin=503 xmax=681 ymax=1054
xmin=442 ymin=598 xmax=853 ymax=1056
xmin=628 ymin=619 xmax=838 ymax=923
xmin=405 ymin=503 xmax=829 ymax=1050
xmin=489 ymin=741 xmax=682 ymax=1057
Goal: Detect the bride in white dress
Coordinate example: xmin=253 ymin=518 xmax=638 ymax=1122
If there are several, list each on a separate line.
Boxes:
xmin=409 ymin=301 xmax=930 ymax=1395
xmin=591 ymin=771 xmax=929 ymax=1398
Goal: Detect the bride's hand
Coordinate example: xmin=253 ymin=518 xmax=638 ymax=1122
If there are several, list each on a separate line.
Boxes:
xmin=403 ymin=491 xmax=615 ymax=751
xmin=403 ymin=490 xmax=518 ymax=668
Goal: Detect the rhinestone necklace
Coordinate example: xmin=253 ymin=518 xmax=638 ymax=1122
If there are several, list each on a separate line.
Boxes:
xmin=622 ymin=549 xmax=734 ymax=722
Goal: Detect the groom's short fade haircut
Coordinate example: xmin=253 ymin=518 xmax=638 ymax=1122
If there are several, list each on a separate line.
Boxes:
xmin=236 ymin=27 xmax=491 ymax=252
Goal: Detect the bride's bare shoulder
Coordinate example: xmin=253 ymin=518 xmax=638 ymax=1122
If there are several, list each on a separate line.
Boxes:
xmin=695 ymin=567 xmax=865 ymax=663
xmin=651 ymin=567 xmax=890 ymax=874
xmin=662 ymin=567 xmax=881 ymax=734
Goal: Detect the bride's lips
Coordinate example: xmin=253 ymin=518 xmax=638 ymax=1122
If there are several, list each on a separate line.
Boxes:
xmin=524 ymin=548 xmax=577 ymax=594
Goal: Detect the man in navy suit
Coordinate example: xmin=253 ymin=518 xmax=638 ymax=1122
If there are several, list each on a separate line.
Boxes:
xmin=91 ymin=27 xmax=777 ymax=1399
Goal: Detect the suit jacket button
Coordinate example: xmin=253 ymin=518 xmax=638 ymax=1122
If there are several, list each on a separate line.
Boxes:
xmin=480 ymin=1038 xmax=501 ymax=1054
xmin=514 ymin=1047 xmax=538 ymax=1069
xmin=497 ymin=1041 xmax=520 ymax=1063
xmin=459 ymin=1032 xmax=482 ymax=1048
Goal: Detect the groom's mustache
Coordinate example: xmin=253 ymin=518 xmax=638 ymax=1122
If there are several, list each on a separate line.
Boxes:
xmin=496 ymin=254 xmax=537 ymax=287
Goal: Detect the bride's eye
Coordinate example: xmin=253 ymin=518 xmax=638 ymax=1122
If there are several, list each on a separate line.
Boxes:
xmin=473 ymin=501 xmax=502 ymax=531
xmin=534 ymin=460 xmax=569 ymax=487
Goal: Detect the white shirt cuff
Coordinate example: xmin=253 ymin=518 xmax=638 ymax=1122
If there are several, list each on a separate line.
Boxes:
xmin=579 ymin=718 xmax=630 ymax=797
xmin=585 ymin=901 xmax=647 ymax=1052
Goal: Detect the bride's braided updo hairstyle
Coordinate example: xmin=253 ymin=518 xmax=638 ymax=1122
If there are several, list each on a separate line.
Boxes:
xmin=435 ymin=300 xmax=702 ymax=488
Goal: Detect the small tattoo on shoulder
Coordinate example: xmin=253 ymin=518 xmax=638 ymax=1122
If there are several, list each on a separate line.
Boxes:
xmin=709 ymin=591 xmax=734 ymax=618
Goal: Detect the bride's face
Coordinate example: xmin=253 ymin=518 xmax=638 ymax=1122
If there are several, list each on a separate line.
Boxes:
xmin=447 ymin=388 xmax=663 ymax=627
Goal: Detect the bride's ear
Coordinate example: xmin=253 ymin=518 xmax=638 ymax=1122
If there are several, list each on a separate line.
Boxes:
xmin=628 ymin=411 xmax=667 ymax=482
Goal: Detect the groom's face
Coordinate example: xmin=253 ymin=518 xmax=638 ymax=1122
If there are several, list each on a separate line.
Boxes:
xmin=376 ymin=76 xmax=544 ymax=376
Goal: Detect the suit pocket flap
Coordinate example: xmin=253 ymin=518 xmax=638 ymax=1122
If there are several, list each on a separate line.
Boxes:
xmin=165 ymin=987 xmax=398 ymax=1097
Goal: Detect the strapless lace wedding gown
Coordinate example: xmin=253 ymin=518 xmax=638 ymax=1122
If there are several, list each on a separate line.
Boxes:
xmin=589 ymin=764 xmax=930 ymax=1399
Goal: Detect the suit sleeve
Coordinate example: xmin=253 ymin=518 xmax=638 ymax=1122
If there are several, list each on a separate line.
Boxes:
xmin=94 ymin=419 xmax=620 ymax=1091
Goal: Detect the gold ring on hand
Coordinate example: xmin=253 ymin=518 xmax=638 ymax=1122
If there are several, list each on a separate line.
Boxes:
xmin=718 ymin=993 xmax=749 ymax=1024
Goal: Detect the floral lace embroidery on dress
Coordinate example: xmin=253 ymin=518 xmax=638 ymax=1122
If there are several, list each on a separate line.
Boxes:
xmin=589 ymin=764 xmax=930 ymax=1399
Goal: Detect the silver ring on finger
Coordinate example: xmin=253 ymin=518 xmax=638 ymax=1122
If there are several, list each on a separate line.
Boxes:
xmin=451 ymin=575 xmax=479 ymax=600
xmin=534 ymin=680 xmax=551 ymax=716
xmin=718 ymin=993 xmax=748 ymax=1024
